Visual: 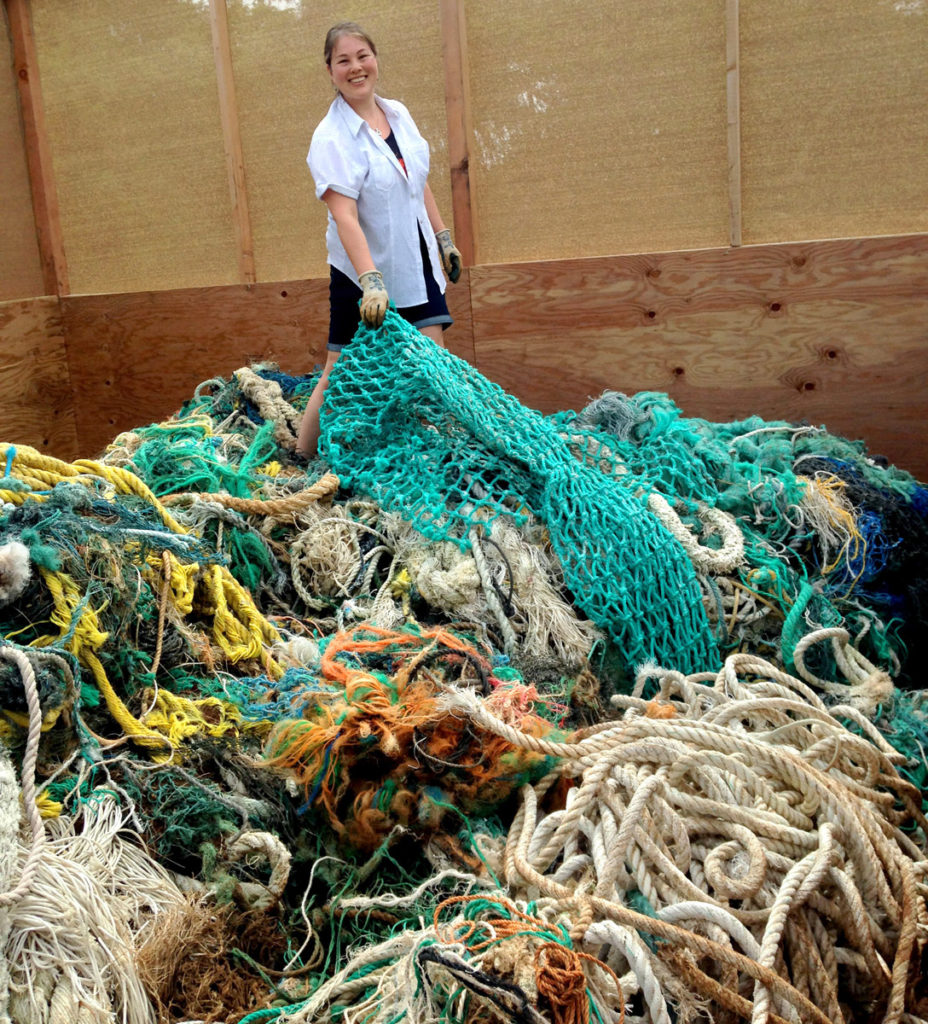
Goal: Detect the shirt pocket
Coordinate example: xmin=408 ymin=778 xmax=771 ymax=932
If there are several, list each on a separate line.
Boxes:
xmin=402 ymin=136 xmax=430 ymax=188
xmin=365 ymin=149 xmax=400 ymax=195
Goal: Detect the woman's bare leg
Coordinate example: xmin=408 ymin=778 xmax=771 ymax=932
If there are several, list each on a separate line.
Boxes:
xmin=296 ymin=349 xmax=341 ymax=459
xmin=420 ymin=324 xmax=446 ymax=349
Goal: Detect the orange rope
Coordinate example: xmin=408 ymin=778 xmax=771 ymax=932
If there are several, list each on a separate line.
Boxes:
xmin=433 ymin=895 xmax=625 ymax=1024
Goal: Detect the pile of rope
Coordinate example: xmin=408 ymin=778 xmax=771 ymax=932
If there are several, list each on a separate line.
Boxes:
xmin=266 ymin=642 xmax=927 ymax=1024
xmin=1 ymin=319 xmax=927 ymax=1024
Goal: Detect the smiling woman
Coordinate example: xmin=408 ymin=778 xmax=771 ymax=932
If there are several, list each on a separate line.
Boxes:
xmin=295 ymin=21 xmax=464 ymax=460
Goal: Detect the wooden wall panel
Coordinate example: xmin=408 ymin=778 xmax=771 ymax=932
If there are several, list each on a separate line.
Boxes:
xmin=740 ymin=1 xmax=928 ymax=244
xmin=60 ymin=273 xmax=475 ymax=458
xmin=0 ymin=8 xmax=44 ymax=301
xmin=470 ymin=234 xmax=928 ymax=481
xmin=0 ymin=297 xmax=78 ymax=458
xmin=29 ymin=0 xmax=238 ymax=294
xmin=227 ymin=1 xmax=452 ymax=284
xmin=465 ymin=0 xmax=730 ymax=264
xmin=51 ymin=236 xmax=927 ymax=484
xmin=62 ymin=279 xmax=328 ymax=457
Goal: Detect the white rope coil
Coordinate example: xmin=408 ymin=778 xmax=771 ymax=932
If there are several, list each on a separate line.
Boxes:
xmin=442 ymin=648 xmax=928 ymax=1024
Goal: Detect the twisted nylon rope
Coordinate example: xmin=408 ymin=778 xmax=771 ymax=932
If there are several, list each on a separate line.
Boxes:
xmin=164 ymin=471 xmax=340 ymax=516
xmin=506 ymin=783 xmax=834 ymax=1024
xmin=0 ymin=646 xmax=46 ymax=908
xmin=234 ymin=366 xmax=303 ymax=449
xmin=444 ymin=645 xmax=926 ymax=1023
xmin=4 ymin=792 xmax=180 ymax=1024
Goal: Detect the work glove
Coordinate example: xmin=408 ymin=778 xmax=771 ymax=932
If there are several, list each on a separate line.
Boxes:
xmin=358 ymin=270 xmax=389 ymax=327
xmin=435 ymin=229 xmax=462 ymax=283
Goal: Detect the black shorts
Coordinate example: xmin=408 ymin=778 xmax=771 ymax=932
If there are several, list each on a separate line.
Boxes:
xmin=327 ymin=229 xmax=453 ymax=350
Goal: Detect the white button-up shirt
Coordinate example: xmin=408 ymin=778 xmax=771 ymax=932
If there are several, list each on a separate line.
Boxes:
xmin=307 ymin=94 xmax=446 ymax=307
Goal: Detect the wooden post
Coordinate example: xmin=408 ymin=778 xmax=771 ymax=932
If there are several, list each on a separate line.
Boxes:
xmin=439 ymin=0 xmax=477 ymax=266
xmin=209 ymin=0 xmax=256 ymax=285
xmin=5 ymin=0 xmax=69 ymax=296
xmin=726 ymin=0 xmax=743 ymax=248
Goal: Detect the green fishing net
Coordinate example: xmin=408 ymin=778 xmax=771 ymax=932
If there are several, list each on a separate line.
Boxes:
xmin=320 ymin=311 xmax=720 ymax=674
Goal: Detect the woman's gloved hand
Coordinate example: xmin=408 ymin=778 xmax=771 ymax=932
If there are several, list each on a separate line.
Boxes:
xmin=435 ymin=229 xmax=462 ymax=283
xmin=358 ymin=270 xmax=389 ymax=326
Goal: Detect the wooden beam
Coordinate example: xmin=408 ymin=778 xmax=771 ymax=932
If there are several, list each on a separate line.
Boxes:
xmin=726 ymin=0 xmax=742 ymax=248
xmin=208 ymin=0 xmax=256 ymax=284
xmin=439 ymin=0 xmax=477 ymax=266
xmin=5 ymin=0 xmax=69 ymax=295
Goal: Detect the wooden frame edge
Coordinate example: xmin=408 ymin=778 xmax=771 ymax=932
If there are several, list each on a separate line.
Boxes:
xmin=209 ymin=0 xmax=256 ymax=285
xmin=5 ymin=0 xmax=69 ymax=295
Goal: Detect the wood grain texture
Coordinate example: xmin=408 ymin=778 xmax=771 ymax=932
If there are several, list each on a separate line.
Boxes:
xmin=63 ymin=278 xmax=328 ymax=456
xmin=0 ymin=6 xmax=45 ymax=302
xmin=439 ymin=0 xmax=477 ymax=266
xmin=61 ymin=274 xmax=477 ymax=457
xmin=0 ymin=297 xmax=78 ymax=458
xmin=33 ymin=234 xmax=928 ymax=484
xmin=209 ymin=0 xmax=256 ymax=284
xmin=470 ymin=234 xmax=928 ymax=480
xmin=6 ymin=0 xmax=68 ymax=296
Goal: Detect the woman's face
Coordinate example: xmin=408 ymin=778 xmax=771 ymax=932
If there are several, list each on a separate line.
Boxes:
xmin=328 ymin=34 xmax=378 ymax=101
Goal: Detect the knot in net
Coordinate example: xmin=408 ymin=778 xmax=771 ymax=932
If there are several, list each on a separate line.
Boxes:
xmin=320 ymin=313 xmax=719 ymax=674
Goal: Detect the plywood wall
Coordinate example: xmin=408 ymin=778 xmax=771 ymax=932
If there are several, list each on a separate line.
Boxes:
xmin=469 ymin=235 xmax=928 ymax=481
xmin=60 ymin=270 xmax=476 ymax=458
xmin=56 ymin=233 xmax=927 ymax=481
xmin=0 ymin=297 xmax=77 ymax=455
xmin=0 ymin=6 xmax=44 ymax=302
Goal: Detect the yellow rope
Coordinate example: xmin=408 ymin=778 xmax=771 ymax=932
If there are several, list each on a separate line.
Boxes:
xmin=202 ymin=565 xmax=284 ymax=679
xmin=1 ymin=704 xmax=65 ymax=733
xmin=71 ymin=459 xmax=187 ymax=534
xmin=36 ymin=789 xmax=63 ymax=819
xmin=798 ymin=473 xmax=866 ymax=578
xmin=9 ymin=447 xmax=83 ymax=480
xmin=33 ymin=568 xmax=169 ymax=755
xmin=0 ymin=445 xmax=188 ymax=534
xmin=2 ymin=445 xmax=286 ymax=741
xmin=141 ymin=689 xmax=243 ymax=747
xmin=144 ymin=552 xmax=199 ymax=616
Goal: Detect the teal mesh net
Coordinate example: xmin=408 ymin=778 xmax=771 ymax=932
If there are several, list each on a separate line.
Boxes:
xmin=320 ymin=311 xmax=720 ymax=674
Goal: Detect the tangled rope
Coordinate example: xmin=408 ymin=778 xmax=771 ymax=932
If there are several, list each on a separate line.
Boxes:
xmin=1 ymin=350 xmax=927 ymax=1023
xmin=440 ymin=642 xmax=928 ymax=1024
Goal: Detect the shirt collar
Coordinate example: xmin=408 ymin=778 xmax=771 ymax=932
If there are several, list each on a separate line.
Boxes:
xmin=334 ymin=93 xmax=398 ymax=137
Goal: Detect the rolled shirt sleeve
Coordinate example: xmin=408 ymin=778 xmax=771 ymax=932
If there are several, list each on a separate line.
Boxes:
xmin=307 ymin=132 xmax=363 ymax=202
xmin=306 ymin=95 xmax=445 ymax=308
